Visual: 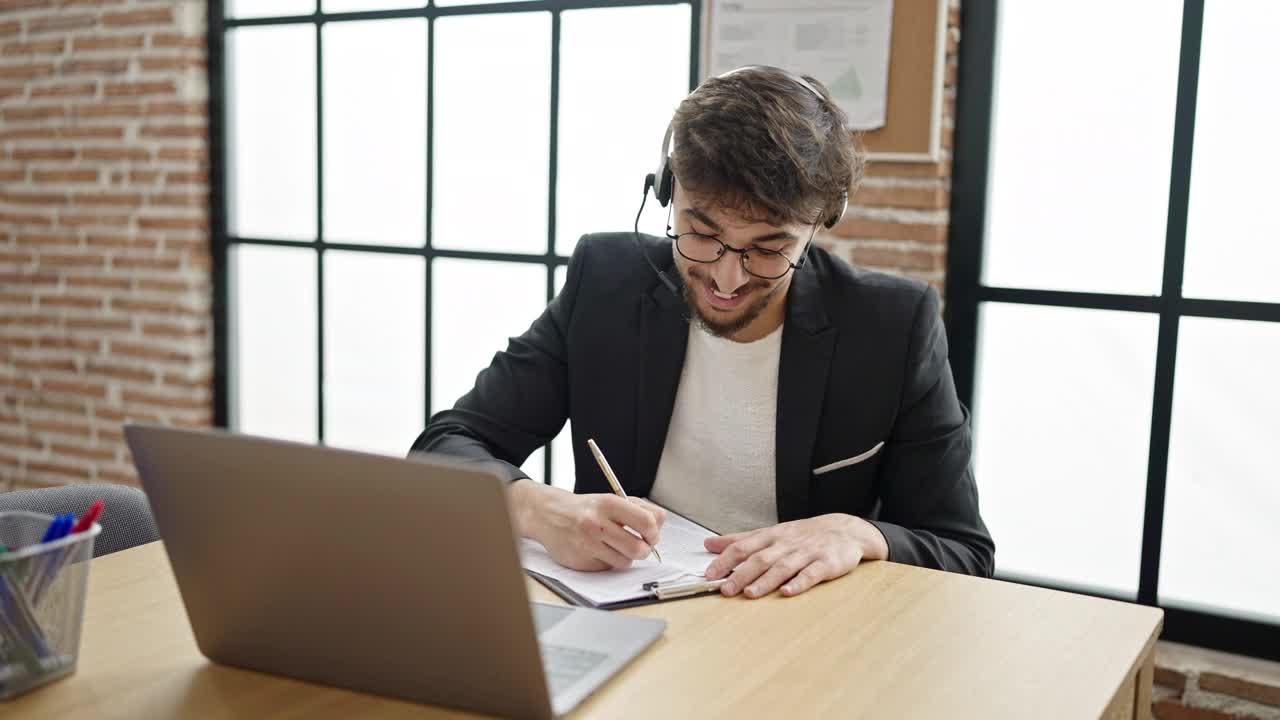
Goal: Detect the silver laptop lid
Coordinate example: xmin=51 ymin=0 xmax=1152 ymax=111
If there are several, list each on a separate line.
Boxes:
xmin=125 ymin=423 xmax=556 ymax=719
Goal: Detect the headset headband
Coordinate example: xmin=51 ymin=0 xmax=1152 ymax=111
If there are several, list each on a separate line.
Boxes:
xmin=647 ymin=65 xmax=848 ymax=229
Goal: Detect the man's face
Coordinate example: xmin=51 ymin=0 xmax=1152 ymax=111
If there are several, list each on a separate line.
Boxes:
xmin=670 ymin=184 xmax=813 ymax=339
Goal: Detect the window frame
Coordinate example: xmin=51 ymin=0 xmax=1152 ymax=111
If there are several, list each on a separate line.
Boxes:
xmin=208 ymin=0 xmax=702 ymax=484
xmin=946 ymin=0 xmax=1280 ymax=660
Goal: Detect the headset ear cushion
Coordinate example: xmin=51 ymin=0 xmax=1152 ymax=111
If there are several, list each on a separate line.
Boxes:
xmin=655 ymin=164 xmax=674 ymax=207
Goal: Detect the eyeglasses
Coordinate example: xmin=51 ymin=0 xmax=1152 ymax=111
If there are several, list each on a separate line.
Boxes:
xmin=665 ymin=225 xmax=809 ymax=280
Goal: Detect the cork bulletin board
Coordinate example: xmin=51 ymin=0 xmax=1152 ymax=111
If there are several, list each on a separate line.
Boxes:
xmin=701 ymin=0 xmax=948 ymax=162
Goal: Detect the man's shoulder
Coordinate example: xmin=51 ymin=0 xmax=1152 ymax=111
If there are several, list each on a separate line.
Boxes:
xmin=808 ymin=245 xmax=933 ymax=318
xmin=570 ymin=232 xmax=672 ymax=294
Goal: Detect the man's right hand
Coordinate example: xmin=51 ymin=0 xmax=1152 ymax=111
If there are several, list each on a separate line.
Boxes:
xmin=509 ymin=479 xmax=666 ymax=571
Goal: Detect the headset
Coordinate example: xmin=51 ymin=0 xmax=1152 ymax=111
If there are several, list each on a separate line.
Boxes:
xmin=637 ymin=65 xmax=849 ymax=297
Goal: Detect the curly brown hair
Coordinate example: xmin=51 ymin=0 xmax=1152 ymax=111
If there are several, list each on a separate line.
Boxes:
xmin=669 ymin=67 xmax=863 ymax=229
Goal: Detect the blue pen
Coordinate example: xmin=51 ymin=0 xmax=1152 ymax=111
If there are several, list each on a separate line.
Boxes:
xmin=38 ymin=514 xmax=66 ymax=544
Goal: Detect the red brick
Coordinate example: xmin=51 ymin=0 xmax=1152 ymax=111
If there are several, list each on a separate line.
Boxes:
xmin=149 ymin=191 xmax=207 ymax=208
xmin=104 ymin=79 xmax=174 ymax=97
xmin=59 ymin=58 xmax=129 ymax=75
xmin=85 ymin=233 xmax=157 ymax=249
xmin=0 ymin=167 xmax=25 ymax=182
xmin=121 ymin=389 xmax=207 ymax=410
xmin=157 ymin=146 xmax=205 ymax=162
xmin=74 ymin=101 xmax=143 ymax=119
xmin=7 ymin=354 xmax=75 ymax=373
xmin=0 ymin=127 xmax=58 ymax=141
xmin=161 ymin=371 xmax=210 ymax=389
xmin=1198 ymin=672 xmax=1280 ymax=707
xmin=128 ymin=170 xmax=162 ymax=183
xmin=12 ymin=146 xmax=74 ymax=161
xmin=36 ymin=252 xmax=104 ymax=268
xmin=164 ymin=169 xmax=207 ymax=184
xmin=149 ymin=33 xmax=202 ymax=50
xmin=36 ymin=335 xmax=100 ymax=352
xmin=14 ymin=231 xmax=78 ymax=246
xmin=0 ymin=21 xmax=19 ymax=38
xmin=58 ymin=126 xmax=125 ymax=140
xmin=57 ymin=212 xmax=132 ymax=228
xmin=1155 ymin=666 xmax=1188 ymax=691
xmin=0 ymin=249 xmax=35 ymax=264
xmin=137 ymin=215 xmax=207 ymax=231
xmin=31 ymin=168 xmax=99 ymax=183
xmin=0 ymin=190 xmax=66 ymax=205
xmin=851 ymin=245 xmax=945 ymax=272
xmin=1150 ymin=700 xmax=1246 ymax=720
xmin=26 ymin=14 xmax=97 ymax=36
xmin=0 ymin=270 xmax=58 ymax=286
xmin=0 ymin=61 xmax=56 ymax=80
xmin=865 ymin=161 xmax=948 ymax=180
xmin=108 ymin=339 xmax=195 ymax=363
xmin=103 ymin=7 xmax=171 ymax=26
xmin=832 ymin=217 xmax=946 ymax=244
xmin=139 ymin=123 xmax=207 ymax=139
xmin=145 ymin=100 xmax=206 ymax=117
xmin=138 ymin=56 xmax=204 ymax=72
xmin=71 ymin=191 xmax=143 ymax=207
xmin=85 ymin=361 xmax=152 ymax=383
xmin=1 ymin=38 xmax=65 ymax=56
xmin=137 ymin=277 xmax=199 ymax=293
xmin=38 ymin=293 xmax=103 ymax=310
xmin=27 ymin=418 xmax=91 ymax=439
xmin=2 ymin=104 xmax=64 ymax=121
xmin=110 ymin=255 xmax=181 ymax=272
xmin=144 ymin=322 xmax=207 ymax=340
xmin=94 ymin=468 xmax=139 ymax=485
xmin=64 ymin=274 xmax=131 ymax=290
xmin=80 ymin=146 xmax=151 ymax=162
xmin=64 ymin=315 xmax=130 ymax=332
xmin=93 ymin=406 xmax=161 ymax=424
xmin=26 ymin=460 xmax=94 ymax=481
xmin=110 ymin=295 xmax=189 ymax=313
xmin=0 ymin=0 xmax=55 ymax=11
xmin=72 ymin=34 xmax=145 ymax=52
xmin=50 ymin=441 xmax=116 ymax=463
xmin=853 ymin=185 xmax=948 ymax=210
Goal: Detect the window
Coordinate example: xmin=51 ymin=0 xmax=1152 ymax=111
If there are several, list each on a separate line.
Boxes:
xmin=948 ymin=0 xmax=1280 ymax=660
xmin=213 ymin=0 xmax=699 ymax=486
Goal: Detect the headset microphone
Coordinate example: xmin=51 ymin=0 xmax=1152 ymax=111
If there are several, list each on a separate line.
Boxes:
xmin=636 ymin=175 xmax=679 ymax=297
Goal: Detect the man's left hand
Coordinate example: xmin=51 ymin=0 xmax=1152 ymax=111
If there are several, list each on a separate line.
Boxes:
xmin=702 ymin=514 xmax=889 ymax=598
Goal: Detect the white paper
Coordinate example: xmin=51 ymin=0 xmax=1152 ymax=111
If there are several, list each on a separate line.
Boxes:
xmin=707 ymin=0 xmax=895 ymax=130
xmin=520 ymin=510 xmax=719 ymax=606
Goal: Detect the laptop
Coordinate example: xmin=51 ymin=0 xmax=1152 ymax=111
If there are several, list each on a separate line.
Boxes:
xmin=124 ymin=424 xmax=666 ymax=720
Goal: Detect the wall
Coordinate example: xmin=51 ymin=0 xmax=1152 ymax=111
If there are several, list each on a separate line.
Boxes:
xmin=0 ymin=0 xmax=211 ymax=491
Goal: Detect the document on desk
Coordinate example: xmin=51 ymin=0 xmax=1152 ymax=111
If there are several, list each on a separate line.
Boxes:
xmin=519 ymin=510 xmax=719 ymax=608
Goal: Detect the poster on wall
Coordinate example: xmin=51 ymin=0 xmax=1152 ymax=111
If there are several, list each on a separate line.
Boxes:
xmin=706 ymin=0 xmax=895 ymax=131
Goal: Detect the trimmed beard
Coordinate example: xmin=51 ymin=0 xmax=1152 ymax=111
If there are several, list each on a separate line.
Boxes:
xmin=680 ymin=265 xmax=785 ymax=339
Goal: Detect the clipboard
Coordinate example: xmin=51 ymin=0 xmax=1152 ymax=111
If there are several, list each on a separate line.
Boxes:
xmin=526 ymin=570 xmax=727 ymax=610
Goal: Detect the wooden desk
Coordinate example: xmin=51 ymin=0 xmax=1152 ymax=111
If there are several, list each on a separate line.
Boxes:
xmin=9 ymin=542 xmax=1162 ymax=719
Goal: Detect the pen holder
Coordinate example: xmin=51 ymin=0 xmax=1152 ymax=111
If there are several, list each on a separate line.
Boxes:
xmin=0 ymin=511 xmax=101 ymax=700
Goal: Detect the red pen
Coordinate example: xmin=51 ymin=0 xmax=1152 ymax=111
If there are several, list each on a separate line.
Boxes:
xmin=71 ymin=499 xmax=104 ymax=534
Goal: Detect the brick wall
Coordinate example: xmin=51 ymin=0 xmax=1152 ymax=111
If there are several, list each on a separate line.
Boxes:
xmin=0 ymin=0 xmax=210 ymax=491
xmin=818 ymin=1 xmax=958 ymax=295
xmin=1156 ymin=642 xmax=1280 ymax=720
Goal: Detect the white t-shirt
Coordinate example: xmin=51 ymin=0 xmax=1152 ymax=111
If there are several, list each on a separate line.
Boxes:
xmin=648 ymin=322 xmax=783 ymax=534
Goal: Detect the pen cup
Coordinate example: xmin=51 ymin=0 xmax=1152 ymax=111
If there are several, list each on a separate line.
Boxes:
xmin=0 ymin=511 xmax=101 ymax=700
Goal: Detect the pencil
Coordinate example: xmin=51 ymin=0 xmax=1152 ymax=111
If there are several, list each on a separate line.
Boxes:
xmin=586 ymin=438 xmax=662 ymax=563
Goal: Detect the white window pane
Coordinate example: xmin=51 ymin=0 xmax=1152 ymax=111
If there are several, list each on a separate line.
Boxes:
xmin=1182 ymin=3 xmax=1280 ymax=304
xmin=323 ymin=251 xmax=425 ymax=455
xmin=551 ymin=423 xmax=575 ymax=491
xmin=232 ymin=245 xmax=318 ymax=443
xmin=226 ymin=0 xmax=314 ymax=19
xmin=983 ymin=3 xmax=1181 ymax=294
xmin=554 ymin=264 xmax=566 ymax=295
xmin=323 ymin=19 xmax=426 ymax=247
xmin=522 ymin=447 xmax=545 ymax=485
xmin=227 ymin=26 xmax=316 ymax=241
xmin=433 ymin=13 xmax=549 ymax=254
xmin=557 ymin=5 xmax=690 ymax=255
xmin=1160 ymin=318 xmax=1280 ymax=623
xmin=323 ymin=0 xmax=422 ymax=12
xmin=431 ymin=259 xmax=544 ymax=415
xmin=974 ymin=303 xmax=1158 ymax=597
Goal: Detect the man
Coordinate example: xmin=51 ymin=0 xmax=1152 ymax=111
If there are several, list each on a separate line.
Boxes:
xmin=411 ymin=66 xmax=993 ymax=599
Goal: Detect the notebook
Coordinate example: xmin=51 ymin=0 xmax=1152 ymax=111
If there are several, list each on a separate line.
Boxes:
xmin=520 ymin=509 xmax=721 ymax=609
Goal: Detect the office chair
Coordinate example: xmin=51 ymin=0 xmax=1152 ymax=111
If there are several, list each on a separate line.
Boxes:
xmin=0 ymin=483 xmax=160 ymax=557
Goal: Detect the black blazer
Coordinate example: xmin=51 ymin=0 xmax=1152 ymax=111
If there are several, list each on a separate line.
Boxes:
xmin=411 ymin=233 xmax=994 ymax=577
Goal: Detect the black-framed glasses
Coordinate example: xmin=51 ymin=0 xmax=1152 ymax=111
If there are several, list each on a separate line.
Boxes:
xmin=665 ymin=224 xmax=808 ymax=280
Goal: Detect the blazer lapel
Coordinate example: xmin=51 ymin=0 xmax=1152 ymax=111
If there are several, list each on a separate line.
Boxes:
xmin=633 ymin=281 xmax=688 ymax=496
xmin=775 ymin=265 xmax=836 ymax=522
